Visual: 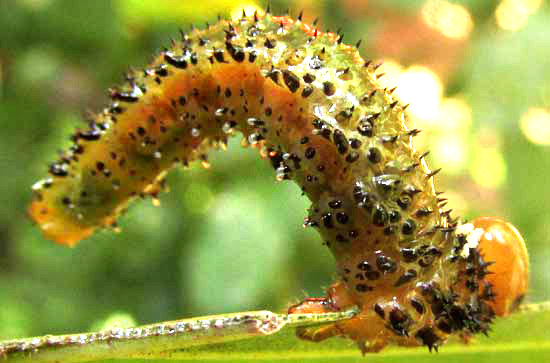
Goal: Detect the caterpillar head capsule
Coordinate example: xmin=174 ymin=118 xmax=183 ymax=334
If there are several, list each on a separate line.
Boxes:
xmin=473 ymin=217 xmax=529 ymax=316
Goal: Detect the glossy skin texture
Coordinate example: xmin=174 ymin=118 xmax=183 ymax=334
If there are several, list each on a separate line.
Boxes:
xmin=473 ymin=217 xmax=529 ymax=316
xmin=28 ymin=12 xmax=528 ymax=354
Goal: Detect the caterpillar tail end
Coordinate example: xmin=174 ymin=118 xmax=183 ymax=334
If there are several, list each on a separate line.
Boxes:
xmin=473 ymin=217 xmax=529 ymax=317
xmin=28 ymin=198 xmax=94 ymax=247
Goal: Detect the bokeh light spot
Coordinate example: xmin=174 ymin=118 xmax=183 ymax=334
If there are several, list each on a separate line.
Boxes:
xmin=374 ymin=59 xmax=403 ymax=89
xmin=495 ymin=0 xmax=542 ymax=31
xmin=432 ymin=136 xmax=466 ymax=174
xmin=394 ymin=66 xmax=443 ymax=122
xmin=437 ymin=98 xmax=472 ymax=132
xmin=92 ymin=312 xmax=137 ymax=331
xmin=470 ymin=148 xmax=507 ymax=188
xmin=520 ymin=107 xmax=550 ymax=145
xmin=422 ymin=0 xmax=474 ymax=40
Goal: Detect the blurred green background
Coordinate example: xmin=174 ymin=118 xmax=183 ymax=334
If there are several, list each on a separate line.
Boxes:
xmin=0 ymin=0 xmax=549 ymax=350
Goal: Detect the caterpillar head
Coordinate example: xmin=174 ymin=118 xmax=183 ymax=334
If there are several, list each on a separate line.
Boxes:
xmin=472 ymin=217 xmax=529 ymax=316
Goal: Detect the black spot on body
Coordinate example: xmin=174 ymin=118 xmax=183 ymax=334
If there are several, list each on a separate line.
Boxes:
xmin=394 ymin=269 xmax=418 ymax=287
xmin=372 ymin=204 xmax=387 ymax=226
xmin=401 ymin=248 xmax=417 ymax=262
xmin=302 ymin=86 xmax=313 ymax=98
xmin=226 ymin=42 xmax=245 ymax=62
xmin=155 ymin=65 xmax=168 ymax=77
xmin=357 ymin=261 xmax=372 ymax=271
xmin=282 ymin=70 xmax=300 ymax=93
xmin=389 ymin=210 xmax=401 ymax=223
xmin=164 ymin=52 xmax=188 ymax=69
xmin=397 ymin=195 xmax=411 ymax=210
xmin=357 ymin=118 xmax=374 ymax=137
xmin=388 ymin=308 xmax=411 ymax=337
xmin=305 ymin=147 xmax=316 ymax=159
xmin=323 ymin=81 xmax=336 ymax=96
xmin=367 ymin=147 xmax=382 ymax=163
xmin=78 ymin=129 xmax=101 ymax=141
xmin=402 ymin=219 xmax=416 ymax=235
xmin=332 ymin=130 xmax=348 ymax=154
xmin=110 ymin=91 xmax=139 ymax=103
xmin=303 ymin=73 xmax=316 ymax=83
xmin=336 ymin=212 xmax=349 ymax=224
xmin=109 ymin=104 xmax=124 ymax=114
xmin=349 ymin=138 xmax=362 ymax=149
xmin=264 ymin=38 xmax=276 ymax=48
xmin=328 ymin=200 xmax=342 ymax=209
xmin=266 ymin=68 xmax=280 ymax=84
xmin=321 ymin=213 xmax=333 ymax=228
xmin=376 ymin=255 xmax=397 ymax=273
xmin=214 ymin=49 xmax=225 ymax=63
xmin=346 ymin=151 xmax=359 ymax=163
xmin=336 ymin=108 xmax=354 ymax=122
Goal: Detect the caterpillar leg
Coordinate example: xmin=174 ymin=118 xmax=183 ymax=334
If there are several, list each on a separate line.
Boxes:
xmin=288 ymin=282 xmax=350 ymax=342
xmin=295 ymin=323 xmax=343 ymax=342
xmin=288 ymin=295 xmax=388 ymax=353
xmin=287 ymin=282 xmax=388 ymax=353
xmin=288 ymin=296 xmax=341 ymax=342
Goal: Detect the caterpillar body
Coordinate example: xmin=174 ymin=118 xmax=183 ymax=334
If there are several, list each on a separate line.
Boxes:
xmin=29 ymin=11 xmax=529 ymax=354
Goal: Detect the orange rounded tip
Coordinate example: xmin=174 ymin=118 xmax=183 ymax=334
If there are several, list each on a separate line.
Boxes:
xmin=473 ymin=217 xmax=529 ymax=316
xmin=28 ymin=199 xmax=94 ymax=247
